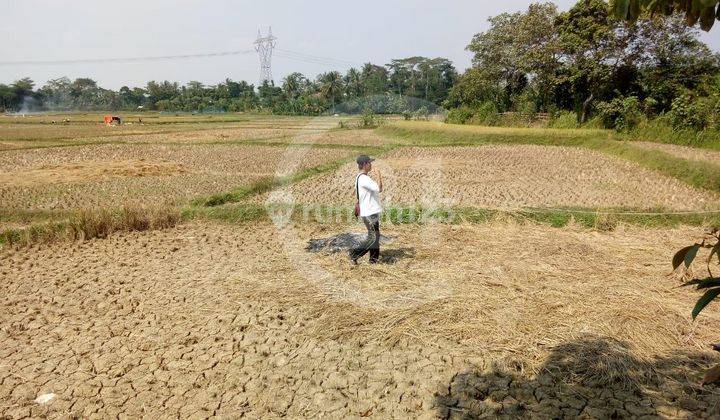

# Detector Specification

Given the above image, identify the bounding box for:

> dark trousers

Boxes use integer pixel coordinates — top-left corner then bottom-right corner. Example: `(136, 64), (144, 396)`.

(350, 213), (380, 263)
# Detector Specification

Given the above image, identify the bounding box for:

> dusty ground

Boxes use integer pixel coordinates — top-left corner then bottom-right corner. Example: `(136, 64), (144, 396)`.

(258, 145), (720, 211)
(0, 123), (164, 143)
(0, 144), (354, 211)
(632, 141), (720, 166)
(2, 220), (720, 418)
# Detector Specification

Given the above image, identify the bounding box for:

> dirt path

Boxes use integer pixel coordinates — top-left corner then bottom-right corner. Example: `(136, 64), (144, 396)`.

(2, 221), (720, 418)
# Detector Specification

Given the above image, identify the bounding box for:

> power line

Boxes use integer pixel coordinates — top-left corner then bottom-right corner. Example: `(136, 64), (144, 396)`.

(275, 52), (349, 67)
(275, 53), (359, 69)
(0, 48), (364, 70)
(276, 48), (362, 67)
(0, 50), (256, 66)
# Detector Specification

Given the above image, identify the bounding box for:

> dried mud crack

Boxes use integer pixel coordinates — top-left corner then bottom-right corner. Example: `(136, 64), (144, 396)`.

(2, 221), (720, 418)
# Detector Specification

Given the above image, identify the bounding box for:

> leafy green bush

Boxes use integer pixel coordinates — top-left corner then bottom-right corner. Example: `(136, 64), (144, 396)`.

(711, 93), (720, 131)
(445, 106), (475, 124)
(514, 92), (538, 123)
(468, 101), (500, 126)
(358, 108), (385, 128)
(549, 111), (579, 129)
(668, 94), (713, 131)
(497, 113), (532, 127)
(596, 96), (643, 132)
(413, 106), (430, 121)
(642, 97), (659, 117)
(583, 115), (604, 129)
(445, 102), (501, 126)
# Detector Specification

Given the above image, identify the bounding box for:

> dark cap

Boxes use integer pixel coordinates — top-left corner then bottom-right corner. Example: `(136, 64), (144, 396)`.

(356, 155), (375, 165)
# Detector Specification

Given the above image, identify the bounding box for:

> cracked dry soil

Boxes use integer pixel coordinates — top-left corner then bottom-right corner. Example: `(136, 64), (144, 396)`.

(2, 221), (720, 419)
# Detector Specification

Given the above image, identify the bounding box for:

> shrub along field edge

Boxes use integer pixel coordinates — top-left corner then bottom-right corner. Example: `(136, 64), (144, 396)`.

(0, 206), (181, 248)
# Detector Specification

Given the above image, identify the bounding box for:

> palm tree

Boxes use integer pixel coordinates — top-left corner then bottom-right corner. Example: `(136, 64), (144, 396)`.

(282, 72), (305, 100)
(344, 68), (363, 98)
(318, 71), (344, 112)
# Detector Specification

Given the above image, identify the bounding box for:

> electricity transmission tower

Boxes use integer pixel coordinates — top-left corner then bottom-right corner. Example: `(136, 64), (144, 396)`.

(254, 27), (277, 85)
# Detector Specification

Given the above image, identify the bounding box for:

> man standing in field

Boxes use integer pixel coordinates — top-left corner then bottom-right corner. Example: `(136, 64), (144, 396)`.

(350, 155), (383, 264)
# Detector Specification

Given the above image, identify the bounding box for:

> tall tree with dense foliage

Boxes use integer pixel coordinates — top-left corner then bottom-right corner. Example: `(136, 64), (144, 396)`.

(360, 64), (390, 95)
(388, 57), (458, 104)
(282, 73), (306, 100)
(447, 0), (719, 128)
(635, 14), (719, 111)
(555, 0), (642, 122)
(449, 3), (560, 112)
(145, 81), (180, 109)
(343, 68), (363, 98)
(0, 84), (16, 111)
(1, 52), (457, 114)
(465, 3), (560, 111)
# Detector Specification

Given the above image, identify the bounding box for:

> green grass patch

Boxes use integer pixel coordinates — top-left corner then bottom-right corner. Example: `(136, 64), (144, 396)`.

(622, 119), (720, 151)
(182, 203), (267, 223)
(378, 122), (610, 146)
(456, 206), (720, 229)
(209, 203), (720, 229)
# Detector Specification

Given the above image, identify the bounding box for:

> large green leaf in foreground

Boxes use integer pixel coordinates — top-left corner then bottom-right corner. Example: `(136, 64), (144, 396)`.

(611, 0), (720, 31)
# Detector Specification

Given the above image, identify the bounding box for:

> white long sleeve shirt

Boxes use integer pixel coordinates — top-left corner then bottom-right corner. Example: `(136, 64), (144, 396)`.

(356, 173), (383, 217)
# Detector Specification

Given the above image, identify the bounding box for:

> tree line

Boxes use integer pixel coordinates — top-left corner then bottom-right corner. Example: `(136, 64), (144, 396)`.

(0, 58), (457, 115)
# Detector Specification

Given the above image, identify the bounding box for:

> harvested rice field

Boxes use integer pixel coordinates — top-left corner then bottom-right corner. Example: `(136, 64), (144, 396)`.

(2, 115), (720, 419)
(0, 114), (346, 150)
(259, 145), (720, 211)
(0, 143), (353, 211)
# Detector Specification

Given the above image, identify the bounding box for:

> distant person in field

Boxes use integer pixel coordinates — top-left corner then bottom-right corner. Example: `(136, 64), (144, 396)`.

(350, 155), (383, 265)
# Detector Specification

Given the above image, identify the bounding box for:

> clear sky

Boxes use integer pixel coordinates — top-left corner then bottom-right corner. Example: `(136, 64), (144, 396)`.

(1, 0), (718, 89)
